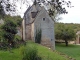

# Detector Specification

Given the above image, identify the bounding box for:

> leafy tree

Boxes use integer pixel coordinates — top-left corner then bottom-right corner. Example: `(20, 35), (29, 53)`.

(3, 15), (22, 27)
(33, 0), (73, 22)
(1, 19), (17, 47)
(55, 23), (76, 46)
(0, 0), (73, 19)
(0, 1), (5, 18)
(0, 15), (22, 47)
(0, 0), (17, 16)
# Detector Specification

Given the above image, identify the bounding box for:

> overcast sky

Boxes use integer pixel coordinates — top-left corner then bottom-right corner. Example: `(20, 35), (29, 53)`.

(59, 0), (80, 24)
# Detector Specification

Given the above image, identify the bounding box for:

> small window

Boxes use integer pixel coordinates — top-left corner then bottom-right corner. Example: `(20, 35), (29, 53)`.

(43, 18), (45, 21)
(51, 39), (53, 41)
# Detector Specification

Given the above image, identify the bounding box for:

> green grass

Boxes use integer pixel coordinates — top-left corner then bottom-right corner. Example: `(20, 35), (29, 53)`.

(0, 49), (22, 60)
(26, 41), (69, 60)
(0, 41), (69, 60)
(56, 43), (80, 60)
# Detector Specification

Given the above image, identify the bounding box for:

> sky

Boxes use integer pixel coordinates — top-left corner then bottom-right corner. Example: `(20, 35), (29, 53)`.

(59, 0), (80, 24)
(14, 0), (80, 24)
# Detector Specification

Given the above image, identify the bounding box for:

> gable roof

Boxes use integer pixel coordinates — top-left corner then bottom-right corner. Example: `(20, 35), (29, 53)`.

(34, 6), (54, 23)
(23, 4), (53, 25)
(24, 6), (32, 15)
(24, 3), (41, 17)
(23, 6), (32, 20)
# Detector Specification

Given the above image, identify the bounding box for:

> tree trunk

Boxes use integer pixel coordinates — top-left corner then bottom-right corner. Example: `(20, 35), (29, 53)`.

(65, 40), (68, 46)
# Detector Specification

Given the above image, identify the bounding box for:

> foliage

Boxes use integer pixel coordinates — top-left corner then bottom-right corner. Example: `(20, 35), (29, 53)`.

(0, 15), (22, 49)
(0, 0), (17, 16)
(0, 41), (69, 60)
(55, 23), (76, 46)
(1, 19), (17, 47)
(3, 15), (22, 27)
(0, 0), (73, 21)
(0, 1), (5, 17)
(20, 45), (41, 60)
(55, 23), (80, 33)
(33, 0), (73, 22)
(13, 35), (23, 48)
(14, 35), (22, 41)
(35, 28), (42, 44)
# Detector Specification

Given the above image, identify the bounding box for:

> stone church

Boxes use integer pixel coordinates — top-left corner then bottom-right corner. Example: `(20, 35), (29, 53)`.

(22, 3), (55, 49)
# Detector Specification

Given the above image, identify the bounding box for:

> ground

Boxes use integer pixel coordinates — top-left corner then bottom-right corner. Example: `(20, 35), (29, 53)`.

(56, 43), (80, 60)
(0, 41), (69, 60)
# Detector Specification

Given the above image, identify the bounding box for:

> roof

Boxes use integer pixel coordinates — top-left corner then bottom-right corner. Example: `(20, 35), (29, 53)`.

(23, 6), (32, 19)
(24, 6), (32, 15)
(23, 3), (53, 25)
(23, 4), (41, 25)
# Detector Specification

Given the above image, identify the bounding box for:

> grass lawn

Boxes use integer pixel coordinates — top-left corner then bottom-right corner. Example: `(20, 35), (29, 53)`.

(0, 49), (22, 60)
(0, 41), (69, 60)
(56, 43), (80, 60)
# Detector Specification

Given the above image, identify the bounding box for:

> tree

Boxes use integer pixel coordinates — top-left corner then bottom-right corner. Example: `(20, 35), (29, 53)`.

(0, 0), (18, 17)
(3, 15), (22, 27)
(0, 15), (22, 47)
(0, 0), (31, 17)
(0, 1), (5, 18)
(33, 0), (73, 22)
(0, 0), (73, 19)
(1, 19), (17, 47)
(55, 23), (76, 46)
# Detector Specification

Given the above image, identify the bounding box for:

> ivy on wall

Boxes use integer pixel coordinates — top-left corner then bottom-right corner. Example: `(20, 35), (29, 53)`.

(35, 28), (42, 44)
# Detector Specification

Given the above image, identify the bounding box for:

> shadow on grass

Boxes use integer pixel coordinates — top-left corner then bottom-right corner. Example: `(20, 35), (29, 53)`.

(56, 43), (79, 48)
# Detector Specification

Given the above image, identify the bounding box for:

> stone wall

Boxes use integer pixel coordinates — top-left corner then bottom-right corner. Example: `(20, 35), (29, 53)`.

(25, 25), (31, 40)
(34, 7), (55, 50)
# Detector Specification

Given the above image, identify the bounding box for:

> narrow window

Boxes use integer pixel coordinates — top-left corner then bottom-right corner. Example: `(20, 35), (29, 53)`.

(51, 39), (53, 41)
(43, 18), (45, 21)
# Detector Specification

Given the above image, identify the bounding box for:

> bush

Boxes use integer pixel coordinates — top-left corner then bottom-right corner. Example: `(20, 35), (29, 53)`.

(20, 45), (41, 60)
(0, 36), (8, 50)
(14, 35), (22, 41)
(0, 42), (8, 50)
(14, 35), (25, 48)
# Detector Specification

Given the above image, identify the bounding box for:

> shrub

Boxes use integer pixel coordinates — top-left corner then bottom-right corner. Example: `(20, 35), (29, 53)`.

(20, 45), (41, 60)
(14, 35), (25, 48)
(14, 35), (22, 41)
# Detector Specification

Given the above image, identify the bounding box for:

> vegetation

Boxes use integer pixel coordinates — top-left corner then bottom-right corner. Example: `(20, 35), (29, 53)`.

(20, 45), (41, 60)
(33, 0), (73, 22)
(0, 15), (22, 49)
(55, 23), (80, 32)
(56, 43), (80, 60)
(0, 0), (17, 17)
(14, 35), (22, 41)
(35, 28), (42, 44)
(0, 41), (69, 60)
(1, 20), (17, 48)
(55, 23), (76, 46)
(0, 0), (73, 22)
(3, 15), (22, 27)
